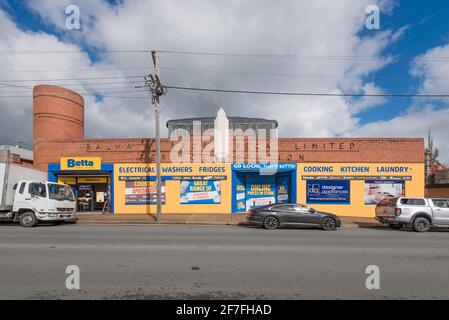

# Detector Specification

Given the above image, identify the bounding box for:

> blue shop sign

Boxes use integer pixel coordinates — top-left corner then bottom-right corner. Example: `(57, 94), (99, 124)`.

(306, 180), (350, 205)
(232, 163), (296, 171)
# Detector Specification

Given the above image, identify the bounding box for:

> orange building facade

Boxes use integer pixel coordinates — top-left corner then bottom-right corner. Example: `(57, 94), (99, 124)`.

(33, 85), (425, 217)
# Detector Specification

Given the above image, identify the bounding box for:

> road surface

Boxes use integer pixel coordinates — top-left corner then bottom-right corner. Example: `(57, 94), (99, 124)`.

(1, 223), (449, 299)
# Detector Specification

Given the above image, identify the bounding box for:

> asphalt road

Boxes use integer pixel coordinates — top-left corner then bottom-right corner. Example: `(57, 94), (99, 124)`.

(1, 223), (449, 299)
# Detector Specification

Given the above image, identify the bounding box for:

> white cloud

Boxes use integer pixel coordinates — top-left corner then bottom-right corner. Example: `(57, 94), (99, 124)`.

(1, 0), (408, 149)
(411, 43), (449, 96)
(349, 42), (449, 165)
(345, 106), (449, 165)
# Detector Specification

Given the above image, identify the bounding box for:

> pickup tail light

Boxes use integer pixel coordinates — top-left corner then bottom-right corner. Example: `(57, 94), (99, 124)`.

(395, 208), (402, 216)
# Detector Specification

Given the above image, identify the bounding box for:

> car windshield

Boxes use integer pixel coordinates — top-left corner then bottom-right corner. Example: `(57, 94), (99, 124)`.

(48, 183), (75, 201)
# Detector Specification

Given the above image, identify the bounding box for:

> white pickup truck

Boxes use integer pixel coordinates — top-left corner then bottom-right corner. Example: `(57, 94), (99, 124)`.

(0, 161), (76, 227)
(375, 197), (449, 232)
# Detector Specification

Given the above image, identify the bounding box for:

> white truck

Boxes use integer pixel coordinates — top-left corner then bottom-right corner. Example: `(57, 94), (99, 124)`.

(1, 156), (76, 227)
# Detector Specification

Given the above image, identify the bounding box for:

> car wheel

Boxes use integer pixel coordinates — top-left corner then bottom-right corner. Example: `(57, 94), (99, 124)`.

(19, 212), (37, 228)
(413, 217), (431, 232)
(263, 216), (279, 230)
(321, 217), (337, 231)
(388, 224), (403, 230)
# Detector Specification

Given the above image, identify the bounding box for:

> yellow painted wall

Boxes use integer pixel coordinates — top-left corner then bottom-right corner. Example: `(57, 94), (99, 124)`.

(114, 163), (232, 215)
(113, 162), (424, 217)
(296, 163), (425, 218)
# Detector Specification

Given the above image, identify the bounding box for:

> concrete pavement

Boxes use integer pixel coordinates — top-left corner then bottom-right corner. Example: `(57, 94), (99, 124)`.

(75, 212), (377, 228)
(1, 223), (449, 299)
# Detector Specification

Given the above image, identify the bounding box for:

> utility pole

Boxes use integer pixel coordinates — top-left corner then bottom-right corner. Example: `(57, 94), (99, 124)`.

(142, 50), (166, 221)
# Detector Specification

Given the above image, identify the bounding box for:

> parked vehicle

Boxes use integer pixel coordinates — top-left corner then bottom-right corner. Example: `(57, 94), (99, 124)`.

(0, 161), (76, 227)
(375, 197), (449, 232)
(246, 203), (341, 230)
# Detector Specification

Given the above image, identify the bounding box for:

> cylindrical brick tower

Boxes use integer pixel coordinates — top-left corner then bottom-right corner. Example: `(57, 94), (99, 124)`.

(33, 85), (84, 170)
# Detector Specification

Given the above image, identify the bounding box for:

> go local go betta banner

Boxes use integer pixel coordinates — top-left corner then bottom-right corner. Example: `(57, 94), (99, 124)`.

(306, 180), (350, 204)
(180, 180), (221, 204)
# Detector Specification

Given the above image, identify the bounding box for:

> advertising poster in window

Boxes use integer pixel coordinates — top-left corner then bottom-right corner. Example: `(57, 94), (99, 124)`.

(235, 177), (246, 212)
(306, 180), (350, 204)
(125, 180), (166, 205)
(246, 183), (276, 209)
(180, 180), (221, 204)
(364, 180), (404, 205)
(276, 176), (290, 204)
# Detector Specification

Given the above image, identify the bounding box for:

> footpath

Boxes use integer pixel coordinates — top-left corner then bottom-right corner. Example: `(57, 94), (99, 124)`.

(75, 213), (379, 228)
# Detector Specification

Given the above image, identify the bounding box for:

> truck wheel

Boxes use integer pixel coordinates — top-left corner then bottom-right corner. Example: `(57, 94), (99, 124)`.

(388, 224), (403, 230)
(19, 212), (37, 228)
(413, 217), (431, 233)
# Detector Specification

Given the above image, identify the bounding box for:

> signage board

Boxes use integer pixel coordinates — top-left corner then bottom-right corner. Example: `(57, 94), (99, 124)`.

(78, 177), (108, 184)
(232, 163), (296, 172)
(364, 180), (404, 205)
(306, 180), (350, 204)
(180, 180), (221, 204)
(60, 157), (101, 171)
(125, 179), (166, 205)
(57, 177), (77, 185)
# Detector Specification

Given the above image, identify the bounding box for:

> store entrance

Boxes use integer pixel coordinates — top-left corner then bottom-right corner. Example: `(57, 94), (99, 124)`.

(76, 183), (108, 211)
(58, 176), (110, 212)
(233, 171), (293, 212)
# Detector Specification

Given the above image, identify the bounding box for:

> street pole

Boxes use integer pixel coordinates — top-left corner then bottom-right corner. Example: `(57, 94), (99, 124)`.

(141, 51), (166, 221)
(152, 51), (162, 221)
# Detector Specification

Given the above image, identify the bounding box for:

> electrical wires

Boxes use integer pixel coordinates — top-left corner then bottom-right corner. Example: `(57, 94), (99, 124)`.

(163, 85), (449, 98)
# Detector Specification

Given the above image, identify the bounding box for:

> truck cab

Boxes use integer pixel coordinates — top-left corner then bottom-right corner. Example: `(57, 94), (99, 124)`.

(11, 181), (77, 227)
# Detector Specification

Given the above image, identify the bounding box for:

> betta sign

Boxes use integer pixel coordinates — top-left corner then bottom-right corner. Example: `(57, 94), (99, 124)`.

(60, 157), (102, 171)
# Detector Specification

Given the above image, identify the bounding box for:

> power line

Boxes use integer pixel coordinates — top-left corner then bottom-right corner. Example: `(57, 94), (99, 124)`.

(0, 81), (142, 90)
(0, 94), (148, 99)
(2, 84), (448, 98)
(0, 67), (152, 74)
(0, 50), (151, 55)
(2, 64), (449, 81)
(0, 75), (146, 83)
(160, 66), (449, 80)
(0, 83), (33, 89)
(157, 50), (449, 62)
(0, 88), (147, 95)
(1, 49), (449, 62)
(163, 85), (449, 98)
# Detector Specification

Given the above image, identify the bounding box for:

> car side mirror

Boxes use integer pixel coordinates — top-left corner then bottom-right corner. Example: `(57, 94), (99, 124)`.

(309, 208), (316, 213)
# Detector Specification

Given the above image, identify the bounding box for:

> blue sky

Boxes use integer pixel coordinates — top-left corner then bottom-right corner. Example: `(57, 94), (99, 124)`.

(0, 0), (448, 162)
(356, 0), (449, 124)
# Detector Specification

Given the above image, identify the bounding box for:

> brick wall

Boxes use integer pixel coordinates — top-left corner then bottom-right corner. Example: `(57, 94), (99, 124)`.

(30, 85), (425, 171)
(34, 137), (424, 171)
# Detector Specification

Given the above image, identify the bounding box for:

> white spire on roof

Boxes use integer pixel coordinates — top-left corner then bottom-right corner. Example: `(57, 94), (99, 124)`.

(214, 107), (229, 163)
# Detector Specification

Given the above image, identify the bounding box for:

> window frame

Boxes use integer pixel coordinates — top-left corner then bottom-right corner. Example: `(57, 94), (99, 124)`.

(28, 182), (47, 198)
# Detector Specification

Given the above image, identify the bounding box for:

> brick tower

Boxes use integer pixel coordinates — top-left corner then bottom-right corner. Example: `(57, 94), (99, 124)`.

(33, 85), (85, 170)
